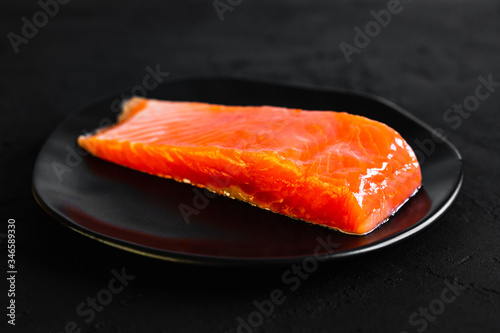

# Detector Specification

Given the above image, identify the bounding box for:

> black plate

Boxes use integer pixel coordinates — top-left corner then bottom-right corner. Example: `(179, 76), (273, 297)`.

(32, 77), (463, 266)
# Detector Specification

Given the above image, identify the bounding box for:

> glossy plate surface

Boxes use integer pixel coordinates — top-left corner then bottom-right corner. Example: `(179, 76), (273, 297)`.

(33, 78), (463, 266)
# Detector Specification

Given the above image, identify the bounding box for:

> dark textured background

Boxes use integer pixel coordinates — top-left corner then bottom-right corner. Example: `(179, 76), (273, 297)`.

(1, 0), (499, 332)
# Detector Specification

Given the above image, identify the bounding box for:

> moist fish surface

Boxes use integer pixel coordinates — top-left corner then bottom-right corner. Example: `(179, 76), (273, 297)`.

(78, 97), (422, 235)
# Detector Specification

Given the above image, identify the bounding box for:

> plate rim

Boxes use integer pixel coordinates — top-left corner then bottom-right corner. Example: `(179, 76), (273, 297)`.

(32, 76), (464, 266)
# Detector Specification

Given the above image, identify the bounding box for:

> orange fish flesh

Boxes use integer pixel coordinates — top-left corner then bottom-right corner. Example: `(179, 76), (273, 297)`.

(78, 97), (422, 235)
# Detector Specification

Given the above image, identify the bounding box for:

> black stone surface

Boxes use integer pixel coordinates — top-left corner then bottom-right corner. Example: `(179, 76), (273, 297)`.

(1, 0), (499, 332)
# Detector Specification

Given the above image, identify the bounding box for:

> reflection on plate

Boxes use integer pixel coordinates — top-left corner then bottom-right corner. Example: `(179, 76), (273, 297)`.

(33, 78), (463, 266)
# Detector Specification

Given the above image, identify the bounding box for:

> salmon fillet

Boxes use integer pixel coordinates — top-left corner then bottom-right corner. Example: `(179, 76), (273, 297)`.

(78, 97), (422, 235)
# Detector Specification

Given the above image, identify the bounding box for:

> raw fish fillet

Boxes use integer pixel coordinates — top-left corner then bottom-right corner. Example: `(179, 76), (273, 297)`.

(78, 98), (422, 235)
